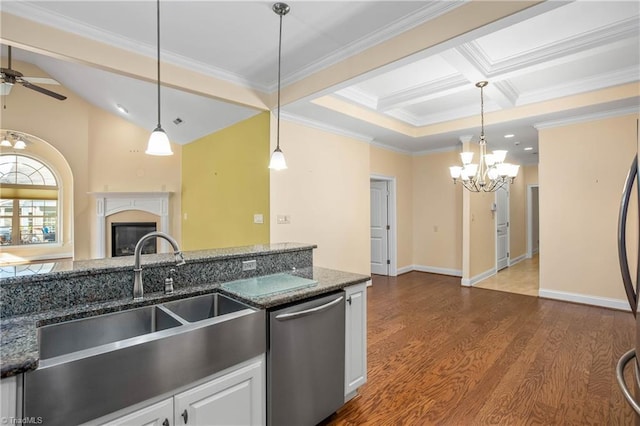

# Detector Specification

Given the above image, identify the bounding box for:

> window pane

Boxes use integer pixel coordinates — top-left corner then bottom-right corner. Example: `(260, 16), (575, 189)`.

(0, 199), (13, 214)
(18, 199), (57, 244)
(0, 155), (57, 186)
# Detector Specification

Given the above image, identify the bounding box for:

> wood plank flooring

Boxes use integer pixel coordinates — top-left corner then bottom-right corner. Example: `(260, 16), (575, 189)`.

(324, 272), (637, 425)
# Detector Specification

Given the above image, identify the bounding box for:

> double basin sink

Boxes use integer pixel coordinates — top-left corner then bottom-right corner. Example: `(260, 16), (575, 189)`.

(25, 293), (266, 426)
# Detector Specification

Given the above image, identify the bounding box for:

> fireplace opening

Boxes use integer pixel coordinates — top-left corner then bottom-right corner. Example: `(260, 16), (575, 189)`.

(111, 222), (157, 257)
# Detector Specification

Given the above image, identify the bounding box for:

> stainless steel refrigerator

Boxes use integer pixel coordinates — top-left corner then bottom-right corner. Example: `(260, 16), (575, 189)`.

(617, 119), (640, 419)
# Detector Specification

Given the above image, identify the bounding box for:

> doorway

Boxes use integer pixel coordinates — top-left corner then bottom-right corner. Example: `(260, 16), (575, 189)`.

(370, 175), (397, 276)
(527, 185), (540, 258)
(495, 185), (510, 271)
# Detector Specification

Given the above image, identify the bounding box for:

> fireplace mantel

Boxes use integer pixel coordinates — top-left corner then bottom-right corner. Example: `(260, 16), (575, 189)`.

(90, 192), (172, 258)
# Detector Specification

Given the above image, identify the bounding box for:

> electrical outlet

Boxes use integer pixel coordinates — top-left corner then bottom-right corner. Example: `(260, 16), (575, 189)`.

(254, 214), (264, 224)
(242, 260), (257, 271)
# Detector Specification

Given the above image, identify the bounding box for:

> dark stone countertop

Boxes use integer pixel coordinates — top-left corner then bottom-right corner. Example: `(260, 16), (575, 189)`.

(0, 267), (369, 378)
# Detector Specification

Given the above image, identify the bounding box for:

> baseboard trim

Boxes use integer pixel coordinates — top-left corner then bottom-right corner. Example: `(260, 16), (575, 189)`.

(410, 265), (462, 277)
(396, 265), (414, 275)
(509, 254), (526, 266)
(539, 289), (631, 312)
(461, 267), (497, 287)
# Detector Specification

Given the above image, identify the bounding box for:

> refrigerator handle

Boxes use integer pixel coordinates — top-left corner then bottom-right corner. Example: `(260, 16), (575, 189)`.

(618, 154), (637, 316)
(616, 348), (640, 415)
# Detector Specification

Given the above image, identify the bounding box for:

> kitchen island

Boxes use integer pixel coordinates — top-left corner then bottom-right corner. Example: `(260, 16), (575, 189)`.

(0, 243), (369, 425)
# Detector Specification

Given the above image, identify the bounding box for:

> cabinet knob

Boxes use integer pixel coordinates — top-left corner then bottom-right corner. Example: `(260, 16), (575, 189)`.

(162, 419), (170, 426)
(181, 409), (188, 424)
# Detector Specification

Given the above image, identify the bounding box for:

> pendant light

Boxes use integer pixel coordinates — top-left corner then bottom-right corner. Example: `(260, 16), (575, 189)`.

(268, 2), (290, 170)
(145, 0), (173, 156)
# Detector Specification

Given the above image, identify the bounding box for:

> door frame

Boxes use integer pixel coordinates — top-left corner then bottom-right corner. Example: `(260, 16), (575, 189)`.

(370, 174), (398, 276)
(527, 184), (540, 259)
(495, 184), (510, 270)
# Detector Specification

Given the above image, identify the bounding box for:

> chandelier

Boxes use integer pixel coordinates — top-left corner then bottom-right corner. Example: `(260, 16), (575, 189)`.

(449, 81), (519, 192)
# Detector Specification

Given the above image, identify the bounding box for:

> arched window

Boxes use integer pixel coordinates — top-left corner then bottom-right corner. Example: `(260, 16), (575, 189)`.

(0, 154), (59, 246)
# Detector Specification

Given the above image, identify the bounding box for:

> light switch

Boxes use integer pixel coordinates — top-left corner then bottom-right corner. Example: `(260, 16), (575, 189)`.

(277, 215), (291, 224)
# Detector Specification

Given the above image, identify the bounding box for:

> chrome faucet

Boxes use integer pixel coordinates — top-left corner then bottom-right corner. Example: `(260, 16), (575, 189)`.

(133, 231), (186, 300)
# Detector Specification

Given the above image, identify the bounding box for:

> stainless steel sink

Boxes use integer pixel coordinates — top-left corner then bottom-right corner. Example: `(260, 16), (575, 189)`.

(24, 292), (266, 426)
(162, 293), (251, 322)
(38, 305), (182, 360)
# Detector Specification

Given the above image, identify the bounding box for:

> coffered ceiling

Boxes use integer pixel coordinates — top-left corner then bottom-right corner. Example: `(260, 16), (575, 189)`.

(1, 1), (639, 166)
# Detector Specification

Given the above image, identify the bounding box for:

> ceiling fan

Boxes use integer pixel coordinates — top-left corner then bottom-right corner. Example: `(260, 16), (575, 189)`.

(1, 46), (67, 101)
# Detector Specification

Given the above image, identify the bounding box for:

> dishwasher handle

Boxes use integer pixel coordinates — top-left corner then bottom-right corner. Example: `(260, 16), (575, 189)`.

(275, 296), (344, 320)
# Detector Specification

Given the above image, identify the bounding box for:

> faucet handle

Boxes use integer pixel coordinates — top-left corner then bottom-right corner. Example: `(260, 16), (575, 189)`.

(175, 251), (186, 266)
(164, 268), (176, 295)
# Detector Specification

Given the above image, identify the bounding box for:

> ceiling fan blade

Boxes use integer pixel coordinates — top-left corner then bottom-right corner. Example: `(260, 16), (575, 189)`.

(22, 77), (60, 85)
(20, 80), (67, 100)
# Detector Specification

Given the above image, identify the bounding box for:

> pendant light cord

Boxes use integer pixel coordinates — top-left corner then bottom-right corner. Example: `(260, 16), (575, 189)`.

(156, 0), (161, 129)
(276, 12), (283, 150)
(479, 83), (485, 143)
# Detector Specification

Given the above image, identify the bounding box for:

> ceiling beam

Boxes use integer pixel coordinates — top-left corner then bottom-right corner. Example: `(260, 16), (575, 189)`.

(0, 12), (270, 111)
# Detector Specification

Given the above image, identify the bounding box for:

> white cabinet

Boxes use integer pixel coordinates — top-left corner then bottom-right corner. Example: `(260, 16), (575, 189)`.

(0, 376), (17, 421)
(174, 359), (264, 426)
(344, 283), (367, 400)
(92, 356), (264, 426)
(101, 398), (173, 426)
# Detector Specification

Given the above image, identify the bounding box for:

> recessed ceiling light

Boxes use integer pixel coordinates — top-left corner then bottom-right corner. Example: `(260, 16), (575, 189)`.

(524, 147), (533, 151)
(116, 104), (128, 114)
(504, 134), (515, 138)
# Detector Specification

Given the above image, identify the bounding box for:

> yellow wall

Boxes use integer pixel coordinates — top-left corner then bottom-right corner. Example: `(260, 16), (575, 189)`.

(0, 61), (182, 260)
(369, 145), (413, 270)
(270, 119), (370, 275)
(412, 150), (463, 273)
(539, 114), (638, 303)
(181, 113), (270, 250)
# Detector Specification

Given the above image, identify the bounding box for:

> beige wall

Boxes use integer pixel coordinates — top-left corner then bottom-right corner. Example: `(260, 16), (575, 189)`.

(270, 119), (370, 275)
(0, 61), (182, 260)
(509, 170), (526, 260)
(539, 113), (638, 302)
(369, 145), (413, 270)
(412, 150), (463, 273)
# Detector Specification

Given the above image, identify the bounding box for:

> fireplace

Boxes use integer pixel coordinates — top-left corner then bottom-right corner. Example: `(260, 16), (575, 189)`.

(111, 222), (157, 257)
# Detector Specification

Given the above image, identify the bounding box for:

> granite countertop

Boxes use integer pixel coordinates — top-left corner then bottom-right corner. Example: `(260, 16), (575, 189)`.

(0, 242), (316, 284)
(0, 267), (369, 378)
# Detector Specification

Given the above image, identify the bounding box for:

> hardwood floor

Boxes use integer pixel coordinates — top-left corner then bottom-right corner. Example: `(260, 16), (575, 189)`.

(474, 255), (539, 297)
(325, 272), (637, 425)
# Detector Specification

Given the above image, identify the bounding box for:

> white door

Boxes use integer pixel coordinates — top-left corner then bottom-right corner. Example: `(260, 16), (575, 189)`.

(496, 185), (509, 271)
(370, 180), (389, 275)
(99, 398), (173, 426)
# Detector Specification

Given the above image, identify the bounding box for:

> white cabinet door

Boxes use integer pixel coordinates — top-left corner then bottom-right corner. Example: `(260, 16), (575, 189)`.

(0, 376), (17, 421)
(174, 358), (264, 426)
(100, 398), (173, 426)
(345, 283), (367, 399)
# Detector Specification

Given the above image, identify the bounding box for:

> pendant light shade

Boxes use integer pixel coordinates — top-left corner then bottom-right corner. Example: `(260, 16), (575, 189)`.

(269, 147), (287, 170)
(146, 126), (172, 156)
(146, 0), (173, 156)
(268, 2), (290, 170)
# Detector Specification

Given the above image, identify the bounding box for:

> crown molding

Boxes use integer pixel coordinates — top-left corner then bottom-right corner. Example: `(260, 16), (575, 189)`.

(517, 66), (640, 106)
(377, 74), (468, 111)
(368, 140), (413, 156)
(412, 144), (460, 157)
(279, 1), (465, 88)
(280, 111), (373, 143)
(534, 105), (640, 130)
(459, 17), (640, 78)
(335, 87), (378, 110)
(1, 2), (268, 92)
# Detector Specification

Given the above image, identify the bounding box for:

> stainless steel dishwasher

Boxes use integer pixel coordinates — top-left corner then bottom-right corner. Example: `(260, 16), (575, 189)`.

(268, 291), (345, 426)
